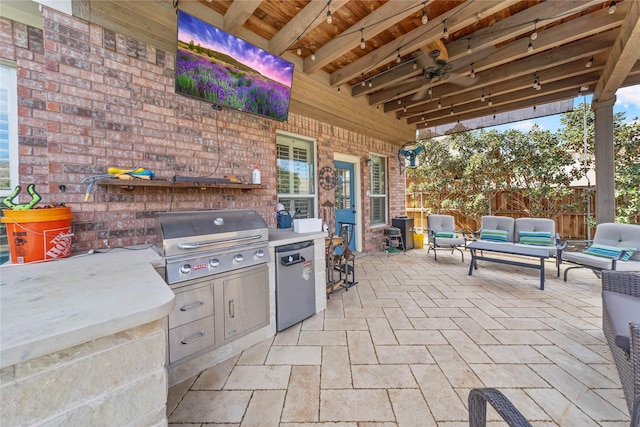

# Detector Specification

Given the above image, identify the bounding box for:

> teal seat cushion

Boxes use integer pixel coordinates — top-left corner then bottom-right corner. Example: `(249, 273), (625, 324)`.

(480, 229), (509, 242)
(435, 232), (456, 238)
(583, 243), (636, 261)
(519, 231), (553, 246)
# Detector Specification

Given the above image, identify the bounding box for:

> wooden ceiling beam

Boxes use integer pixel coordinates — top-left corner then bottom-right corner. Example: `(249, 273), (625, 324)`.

(467, 5), (627, 75)
(370, 2), (626, 107)
(269, 0), (350, 56)
(351, 61), (422, 98)
(401, 59), (607, 119)
(407, 73), (603, 125)
(594, 0), (640, 102)
(270, 0), (348, 55)
(303, 1), (424, 74)
(329, 0), (519, 87)
(446, 0), (605, 62)
(383, 29), (618, 112)
(414, 65), (640, 128)
(223, 0), (261, 33)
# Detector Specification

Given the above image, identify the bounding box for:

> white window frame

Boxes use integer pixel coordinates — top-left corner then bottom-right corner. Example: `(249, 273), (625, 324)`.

(369, 153), (388, 226)
(276, 131), (318, 219)
(0, 60), (19, 198)
(1, 60), (19, 264)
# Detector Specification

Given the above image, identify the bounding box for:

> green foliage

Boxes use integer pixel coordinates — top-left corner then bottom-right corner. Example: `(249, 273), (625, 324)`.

(409, 125), (581, 224)
(560, 103), (639, 223)
(409, 103), (639, 227)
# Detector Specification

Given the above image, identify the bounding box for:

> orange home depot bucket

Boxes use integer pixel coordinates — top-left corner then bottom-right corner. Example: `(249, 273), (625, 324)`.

(1, 206), (73, 264)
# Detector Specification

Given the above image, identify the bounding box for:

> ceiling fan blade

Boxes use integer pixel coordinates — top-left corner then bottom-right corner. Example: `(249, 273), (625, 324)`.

(447, 73), (476, 88)
(411, 84), (430, 101)
(414, 51), (436, 69)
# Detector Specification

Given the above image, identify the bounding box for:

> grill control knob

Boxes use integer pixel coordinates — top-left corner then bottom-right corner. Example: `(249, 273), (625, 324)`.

(233, 254), (244, 263)
(180, 264), (192, 275)
(214, 217), (224, 226)
(255, 249), (265, 259)
(209, 259), (220, 268)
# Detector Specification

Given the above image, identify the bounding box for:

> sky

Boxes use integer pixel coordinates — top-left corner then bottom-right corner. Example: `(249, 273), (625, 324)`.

(488, 84), (640, 133)
(177, 11), (294, 87)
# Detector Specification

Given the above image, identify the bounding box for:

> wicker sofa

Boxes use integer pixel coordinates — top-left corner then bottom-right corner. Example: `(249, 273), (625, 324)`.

(602, 270), (640, 422)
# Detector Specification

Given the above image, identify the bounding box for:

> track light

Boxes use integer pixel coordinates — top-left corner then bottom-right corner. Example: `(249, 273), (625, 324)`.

(403, 106), (407, 113)
(422, 8), (428, 25)
(470, 64), (476, 79)
(296, 47), (302, 56)
(413, 62), (418, 70)
(450, 107), (454, 116)
(421, 115), (425, 121)
(609, 1), (616, 14)
(369, 80), (373, 88)
(467, 39), (472, 55)
(360, 29), (365, 49)
(488, 98), (493, 106)
(326, 1), (333, 24)
(396, 51), (401, 64)
(437, 100), (442, 109)
(428, 87), (432, 96)
(311, 50), (316, 61)
(527, 41), (533, 53)
(480, 89), (485, 102)
(443, 24), (449, 39)
(397, 98), (402, 105)
(586, 56), (593, 68)
(361, 81), (365, 87)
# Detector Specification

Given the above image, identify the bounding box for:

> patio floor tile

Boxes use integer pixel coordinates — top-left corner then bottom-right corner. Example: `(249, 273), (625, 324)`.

(168, 248), (631, 426)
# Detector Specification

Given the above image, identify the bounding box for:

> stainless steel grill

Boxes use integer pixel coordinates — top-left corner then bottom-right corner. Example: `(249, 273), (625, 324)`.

(154, 209), (269, 285)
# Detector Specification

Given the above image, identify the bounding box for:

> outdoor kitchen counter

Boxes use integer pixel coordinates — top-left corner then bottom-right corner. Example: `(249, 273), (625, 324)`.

(268, 228), (328, 246)
(0, 247), (175, 369)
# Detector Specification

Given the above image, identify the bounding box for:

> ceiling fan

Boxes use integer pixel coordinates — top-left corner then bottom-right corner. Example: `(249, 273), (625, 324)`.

(411, 50), (475, 101)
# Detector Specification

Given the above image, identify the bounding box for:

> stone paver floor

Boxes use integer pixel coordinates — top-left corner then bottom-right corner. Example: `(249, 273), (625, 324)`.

(167, 247), (631, 426)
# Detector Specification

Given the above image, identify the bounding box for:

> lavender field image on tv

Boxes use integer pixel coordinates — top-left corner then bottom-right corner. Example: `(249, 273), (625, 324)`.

(176, 11), (294, 121)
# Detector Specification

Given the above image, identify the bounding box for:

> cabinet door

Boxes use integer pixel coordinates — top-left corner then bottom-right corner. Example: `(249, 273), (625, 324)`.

(223, 267), (269, 341)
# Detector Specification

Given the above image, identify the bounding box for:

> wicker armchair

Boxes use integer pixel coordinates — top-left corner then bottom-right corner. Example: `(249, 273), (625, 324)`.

(468, 388), (531, 427)
(602, 270), (640, 420)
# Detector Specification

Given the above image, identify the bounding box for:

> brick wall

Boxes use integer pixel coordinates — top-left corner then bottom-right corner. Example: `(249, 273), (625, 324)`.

(2, 8), (405, 253)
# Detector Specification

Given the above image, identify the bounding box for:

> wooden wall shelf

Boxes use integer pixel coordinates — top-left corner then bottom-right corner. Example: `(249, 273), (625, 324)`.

(96, 179), (261, 190)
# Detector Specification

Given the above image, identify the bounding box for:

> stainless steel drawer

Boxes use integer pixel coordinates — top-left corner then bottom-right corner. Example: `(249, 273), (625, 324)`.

(169, 285), (213, 329)
(168, 316), (215, 363)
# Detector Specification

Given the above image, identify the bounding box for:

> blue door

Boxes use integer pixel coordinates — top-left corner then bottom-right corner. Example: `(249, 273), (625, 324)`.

(334, 160), (356, 252)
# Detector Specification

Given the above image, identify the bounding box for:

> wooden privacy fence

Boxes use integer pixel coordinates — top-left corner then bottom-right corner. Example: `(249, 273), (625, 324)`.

(406, 188), (596, 240)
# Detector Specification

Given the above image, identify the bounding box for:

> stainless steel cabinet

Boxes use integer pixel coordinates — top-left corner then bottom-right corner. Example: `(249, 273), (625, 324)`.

(217, 265), (269, 342)
(168, 264), (269, 366)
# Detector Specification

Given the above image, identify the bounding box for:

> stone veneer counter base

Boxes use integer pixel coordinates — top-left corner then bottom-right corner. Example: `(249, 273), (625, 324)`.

(0, 248), (175, 425)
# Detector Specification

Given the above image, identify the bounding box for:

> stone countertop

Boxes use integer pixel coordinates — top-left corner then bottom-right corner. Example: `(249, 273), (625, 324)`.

(268, 228), (329, 247)
(0, 248), (175, 369)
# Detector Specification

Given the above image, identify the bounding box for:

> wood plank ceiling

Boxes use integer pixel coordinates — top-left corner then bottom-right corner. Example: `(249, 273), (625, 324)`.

(198, 0), (640, 136)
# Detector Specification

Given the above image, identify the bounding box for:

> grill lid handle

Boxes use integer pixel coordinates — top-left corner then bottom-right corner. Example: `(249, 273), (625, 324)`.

(177, 234), (264, 250)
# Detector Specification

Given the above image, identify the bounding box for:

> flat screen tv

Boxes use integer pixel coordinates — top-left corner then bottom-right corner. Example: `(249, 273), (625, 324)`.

(176, 10), (294, 122)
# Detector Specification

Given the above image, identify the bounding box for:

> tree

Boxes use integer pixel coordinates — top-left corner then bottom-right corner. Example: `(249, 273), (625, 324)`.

(408, 126), (581, 228)
(499, 125), (581, 218)
(559, 103), (640, 223)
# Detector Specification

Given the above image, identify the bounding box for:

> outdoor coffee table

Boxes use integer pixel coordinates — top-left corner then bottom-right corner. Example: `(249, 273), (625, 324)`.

(467, 241), (550, 290)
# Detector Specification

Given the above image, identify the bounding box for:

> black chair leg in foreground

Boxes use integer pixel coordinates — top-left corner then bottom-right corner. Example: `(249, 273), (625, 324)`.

(468, 388), (532, 427)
